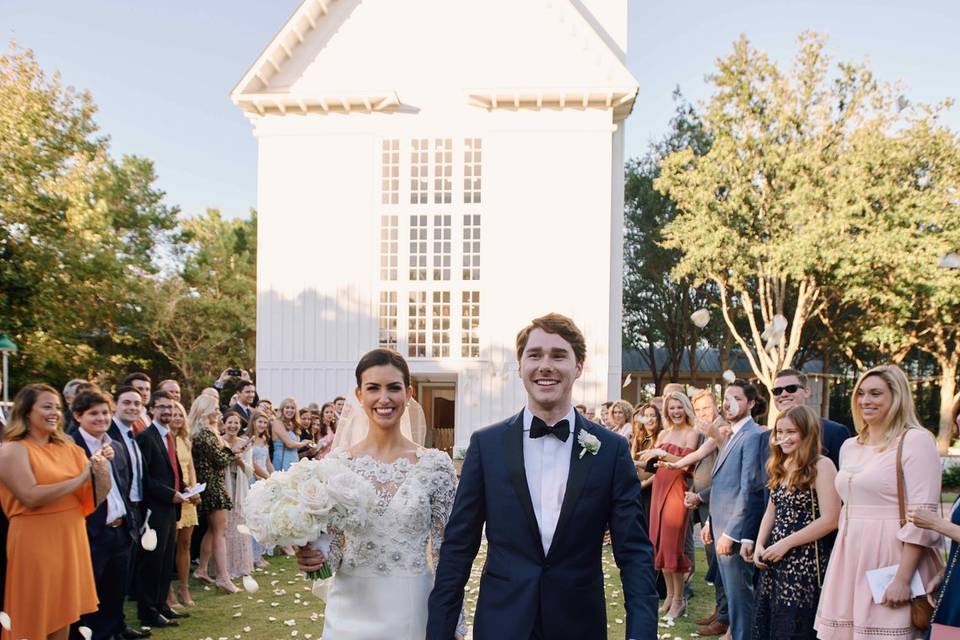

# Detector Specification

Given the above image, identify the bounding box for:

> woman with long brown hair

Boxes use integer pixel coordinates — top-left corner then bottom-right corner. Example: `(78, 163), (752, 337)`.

(0, 383), (109, 640)
(751, 405), (839, 640)
(631, 403), (662, 523)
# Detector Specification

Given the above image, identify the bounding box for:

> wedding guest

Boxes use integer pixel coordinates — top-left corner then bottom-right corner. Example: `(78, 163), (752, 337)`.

(631, 403), (662, 523)
(157, 380), (181, 404)
(222, 411), (254, 578)
(135, 391), (189, 627)
(609, 399), (635, 438)
(71, 389), (138, 640)
(247, 409), (274, 568)
(752, 405), (839, 640)
(599, 401), (612, 426)
(332, 395), (346, 418)
(190, 395), (240, 593)
(62, 378), (88, 435)
(229, 381), (256, 422)
(814, 365), (944, 640)
(575, 403), (587, 415)
(123, 372), (152, 435)
(257, 399), (274, 416)
(0, 384), (106, 640)
(168, 401), (200, 609)
(271, 397), (311, 471)
(314, 401), (338, 458)
(641, 391), (700, 620)
(772, 368), (852, 469)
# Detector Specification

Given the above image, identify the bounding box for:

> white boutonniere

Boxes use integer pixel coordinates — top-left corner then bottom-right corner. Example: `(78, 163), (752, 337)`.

(577, 430), (601, 459)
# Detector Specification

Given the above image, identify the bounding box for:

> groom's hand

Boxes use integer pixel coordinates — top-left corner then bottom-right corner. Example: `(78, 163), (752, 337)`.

(295, 543), (327, 573)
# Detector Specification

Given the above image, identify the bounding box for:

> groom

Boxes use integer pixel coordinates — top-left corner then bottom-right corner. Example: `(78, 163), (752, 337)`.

(427, 313), (658, 640)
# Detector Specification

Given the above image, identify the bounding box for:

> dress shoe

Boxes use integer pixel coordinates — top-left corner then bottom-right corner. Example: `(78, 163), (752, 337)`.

(696, 610), (718, 626)
(141, 614), (179, 628)
(697, 620), (730, 637)
(160, 607), (190, 619)
(120, 628), (152, 639)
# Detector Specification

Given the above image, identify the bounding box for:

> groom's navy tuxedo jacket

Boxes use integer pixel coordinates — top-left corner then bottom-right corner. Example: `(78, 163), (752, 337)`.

(428, 411), (659, 640)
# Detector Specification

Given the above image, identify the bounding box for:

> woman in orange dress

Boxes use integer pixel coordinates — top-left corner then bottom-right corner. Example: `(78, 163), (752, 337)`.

(640, 390), (700, 621)
(0, 383), (109, 640)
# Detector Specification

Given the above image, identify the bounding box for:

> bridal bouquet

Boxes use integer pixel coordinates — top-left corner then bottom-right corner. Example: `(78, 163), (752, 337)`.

(244, 456), (376, 580)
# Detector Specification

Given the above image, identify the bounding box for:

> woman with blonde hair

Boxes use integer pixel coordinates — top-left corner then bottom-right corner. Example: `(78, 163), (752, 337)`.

(189, 395), (241, 593)
(168, 400), (201, 608)
(752, 405), (840, 640)
(640, 390), (700, 620)
(608, 399), (635, 439)
(271, 397), (311, 471)
(814, 365), (944, 640)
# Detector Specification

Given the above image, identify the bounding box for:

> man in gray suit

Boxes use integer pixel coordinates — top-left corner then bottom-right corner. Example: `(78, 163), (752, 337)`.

(694, 380), (765, 640)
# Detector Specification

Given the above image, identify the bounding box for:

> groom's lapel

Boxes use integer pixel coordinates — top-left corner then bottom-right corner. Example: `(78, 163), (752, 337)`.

(547, 413), (596, 561)
(500, 411), (543, 557)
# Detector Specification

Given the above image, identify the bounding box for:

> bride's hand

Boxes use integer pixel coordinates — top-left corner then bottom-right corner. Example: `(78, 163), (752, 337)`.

(294, 542), (327, 574)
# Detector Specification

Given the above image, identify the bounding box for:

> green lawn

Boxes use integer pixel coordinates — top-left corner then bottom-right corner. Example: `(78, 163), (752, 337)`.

(125, 546), (711, 639)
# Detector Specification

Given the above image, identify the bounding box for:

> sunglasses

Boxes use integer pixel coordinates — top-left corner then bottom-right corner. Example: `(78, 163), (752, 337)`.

(772, 384), (803, 396)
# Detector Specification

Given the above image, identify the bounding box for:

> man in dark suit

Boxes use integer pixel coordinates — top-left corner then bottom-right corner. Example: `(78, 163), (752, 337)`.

(771, 368), (853, 469)
(229, 380), (256, 422)
(108, 386), (151, 640)
(134, 391), (189, 628)
(71, 389), (140, 640)
(424, 314), (658, 640)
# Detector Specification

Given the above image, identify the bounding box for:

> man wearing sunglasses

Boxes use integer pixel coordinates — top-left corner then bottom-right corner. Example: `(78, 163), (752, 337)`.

(771, 368), (852, 469)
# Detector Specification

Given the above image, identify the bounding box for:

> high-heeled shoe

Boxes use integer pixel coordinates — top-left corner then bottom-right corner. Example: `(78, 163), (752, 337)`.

(664, 598), (687, 622)
(178, 593), (196, 607)
(193, 571), (214, 585)
(215, 579), (240, 594)
(658, 598), (672, 616)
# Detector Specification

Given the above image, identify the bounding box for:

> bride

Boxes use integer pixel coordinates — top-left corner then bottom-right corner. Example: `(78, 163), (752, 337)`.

(295, 348), (467, 639)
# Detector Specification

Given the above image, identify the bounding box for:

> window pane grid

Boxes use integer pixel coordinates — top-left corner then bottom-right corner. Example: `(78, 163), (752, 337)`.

(462, 291), (480, 358)
(434, 138), (453, 204)
(431, 291), (451, 358)
(408, 291), (427, 358)
(410, 138), (429, 204)
(464, 138), (482, 204)
(462, 214), (480, 280)
(381, 140), (399, 205)
(380, 215), (398, 280)
(433, 214), (452, 281)
(409, 215), (428, 280)
(378, 291), (398, 348)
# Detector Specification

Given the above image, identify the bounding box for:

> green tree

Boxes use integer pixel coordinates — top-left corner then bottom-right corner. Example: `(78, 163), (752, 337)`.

(623, 93), (722, 393)
(0, 42), (178, 388)
(144, 209), (256, 396)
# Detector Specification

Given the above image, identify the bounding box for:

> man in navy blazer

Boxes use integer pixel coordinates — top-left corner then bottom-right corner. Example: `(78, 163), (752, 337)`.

(71, 389), (139, 640)
(691, 380), (766, 640)
(427, 314), (658, 640)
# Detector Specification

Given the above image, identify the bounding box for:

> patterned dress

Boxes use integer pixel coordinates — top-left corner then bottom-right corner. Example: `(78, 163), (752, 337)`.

(192, 428), (235, 512)
(753, 485), (828, 640)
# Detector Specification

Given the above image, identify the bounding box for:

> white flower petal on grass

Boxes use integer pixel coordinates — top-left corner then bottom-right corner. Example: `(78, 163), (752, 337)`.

(242, 575), (259, 593)
(0, 611), (9, 631)
(722, 369), (736, 384)
(78, 627), (93, 640)
(939, 253), (960, 269)
(690, 308), (711, 328)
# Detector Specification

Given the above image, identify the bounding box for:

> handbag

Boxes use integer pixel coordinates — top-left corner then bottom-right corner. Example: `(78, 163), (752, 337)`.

(896, 431), (946, 631)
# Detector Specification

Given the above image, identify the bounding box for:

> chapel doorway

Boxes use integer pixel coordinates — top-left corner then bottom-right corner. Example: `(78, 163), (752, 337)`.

(416, 382), (456, 456)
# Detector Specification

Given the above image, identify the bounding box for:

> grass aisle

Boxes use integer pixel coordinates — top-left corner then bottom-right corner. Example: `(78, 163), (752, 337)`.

(128, 547), (711, 639)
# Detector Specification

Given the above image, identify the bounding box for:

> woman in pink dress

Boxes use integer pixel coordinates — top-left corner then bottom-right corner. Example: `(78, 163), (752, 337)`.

(814, 364), (944, 640)
(640, 390), (700, 621)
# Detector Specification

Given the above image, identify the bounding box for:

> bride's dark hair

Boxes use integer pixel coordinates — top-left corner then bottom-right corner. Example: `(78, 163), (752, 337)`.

(355, 348), (411, 388)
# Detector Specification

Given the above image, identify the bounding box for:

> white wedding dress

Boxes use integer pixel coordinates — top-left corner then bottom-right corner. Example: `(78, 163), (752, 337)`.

(321, 448), (467, 639)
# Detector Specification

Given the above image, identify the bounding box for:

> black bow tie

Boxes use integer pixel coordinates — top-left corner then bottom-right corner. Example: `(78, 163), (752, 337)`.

(529, 416), (570, 442)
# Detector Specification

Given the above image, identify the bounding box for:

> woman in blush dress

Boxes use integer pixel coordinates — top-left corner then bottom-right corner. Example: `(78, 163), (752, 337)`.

(222, 411), (254, 579)
(814, 365), (944, 640)
(639, 390), (700, 621)
(294, 348), (466, 640)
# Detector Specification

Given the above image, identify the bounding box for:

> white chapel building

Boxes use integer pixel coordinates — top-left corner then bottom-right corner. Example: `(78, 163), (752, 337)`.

(232, 0), (639, 455)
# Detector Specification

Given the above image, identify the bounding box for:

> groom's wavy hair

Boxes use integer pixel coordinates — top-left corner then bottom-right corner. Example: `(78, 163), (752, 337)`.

(515, 313), (587, 364)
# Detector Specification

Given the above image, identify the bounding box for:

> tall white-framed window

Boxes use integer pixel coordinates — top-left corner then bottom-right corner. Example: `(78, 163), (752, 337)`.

(461, 291), (480, 358)
(410, 139), (429, 205)
(380, 215), (398, 281)
(378, 291), (398, 348)
(381, 140), (400, 205)
(464, 138), (482, 204)
(379, 138), (483, 359)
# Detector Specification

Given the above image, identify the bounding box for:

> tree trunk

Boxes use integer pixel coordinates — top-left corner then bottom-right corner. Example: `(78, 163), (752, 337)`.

(937, 356), (959, 454)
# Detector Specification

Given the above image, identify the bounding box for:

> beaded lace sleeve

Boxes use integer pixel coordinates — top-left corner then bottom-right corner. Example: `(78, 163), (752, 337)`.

(428, 452), (467, 637)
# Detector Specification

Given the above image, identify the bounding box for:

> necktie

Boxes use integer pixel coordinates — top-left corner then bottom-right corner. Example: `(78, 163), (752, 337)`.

(164, 430), (182, 491)
(529, 416), (570, 442)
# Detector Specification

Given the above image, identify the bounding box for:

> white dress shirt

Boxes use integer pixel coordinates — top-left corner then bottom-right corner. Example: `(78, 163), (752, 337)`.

(522, 405), (577, 555)
(113, 417), (143, 503)
(722, 415), (754, 545)
(78, 428), (127, 523)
